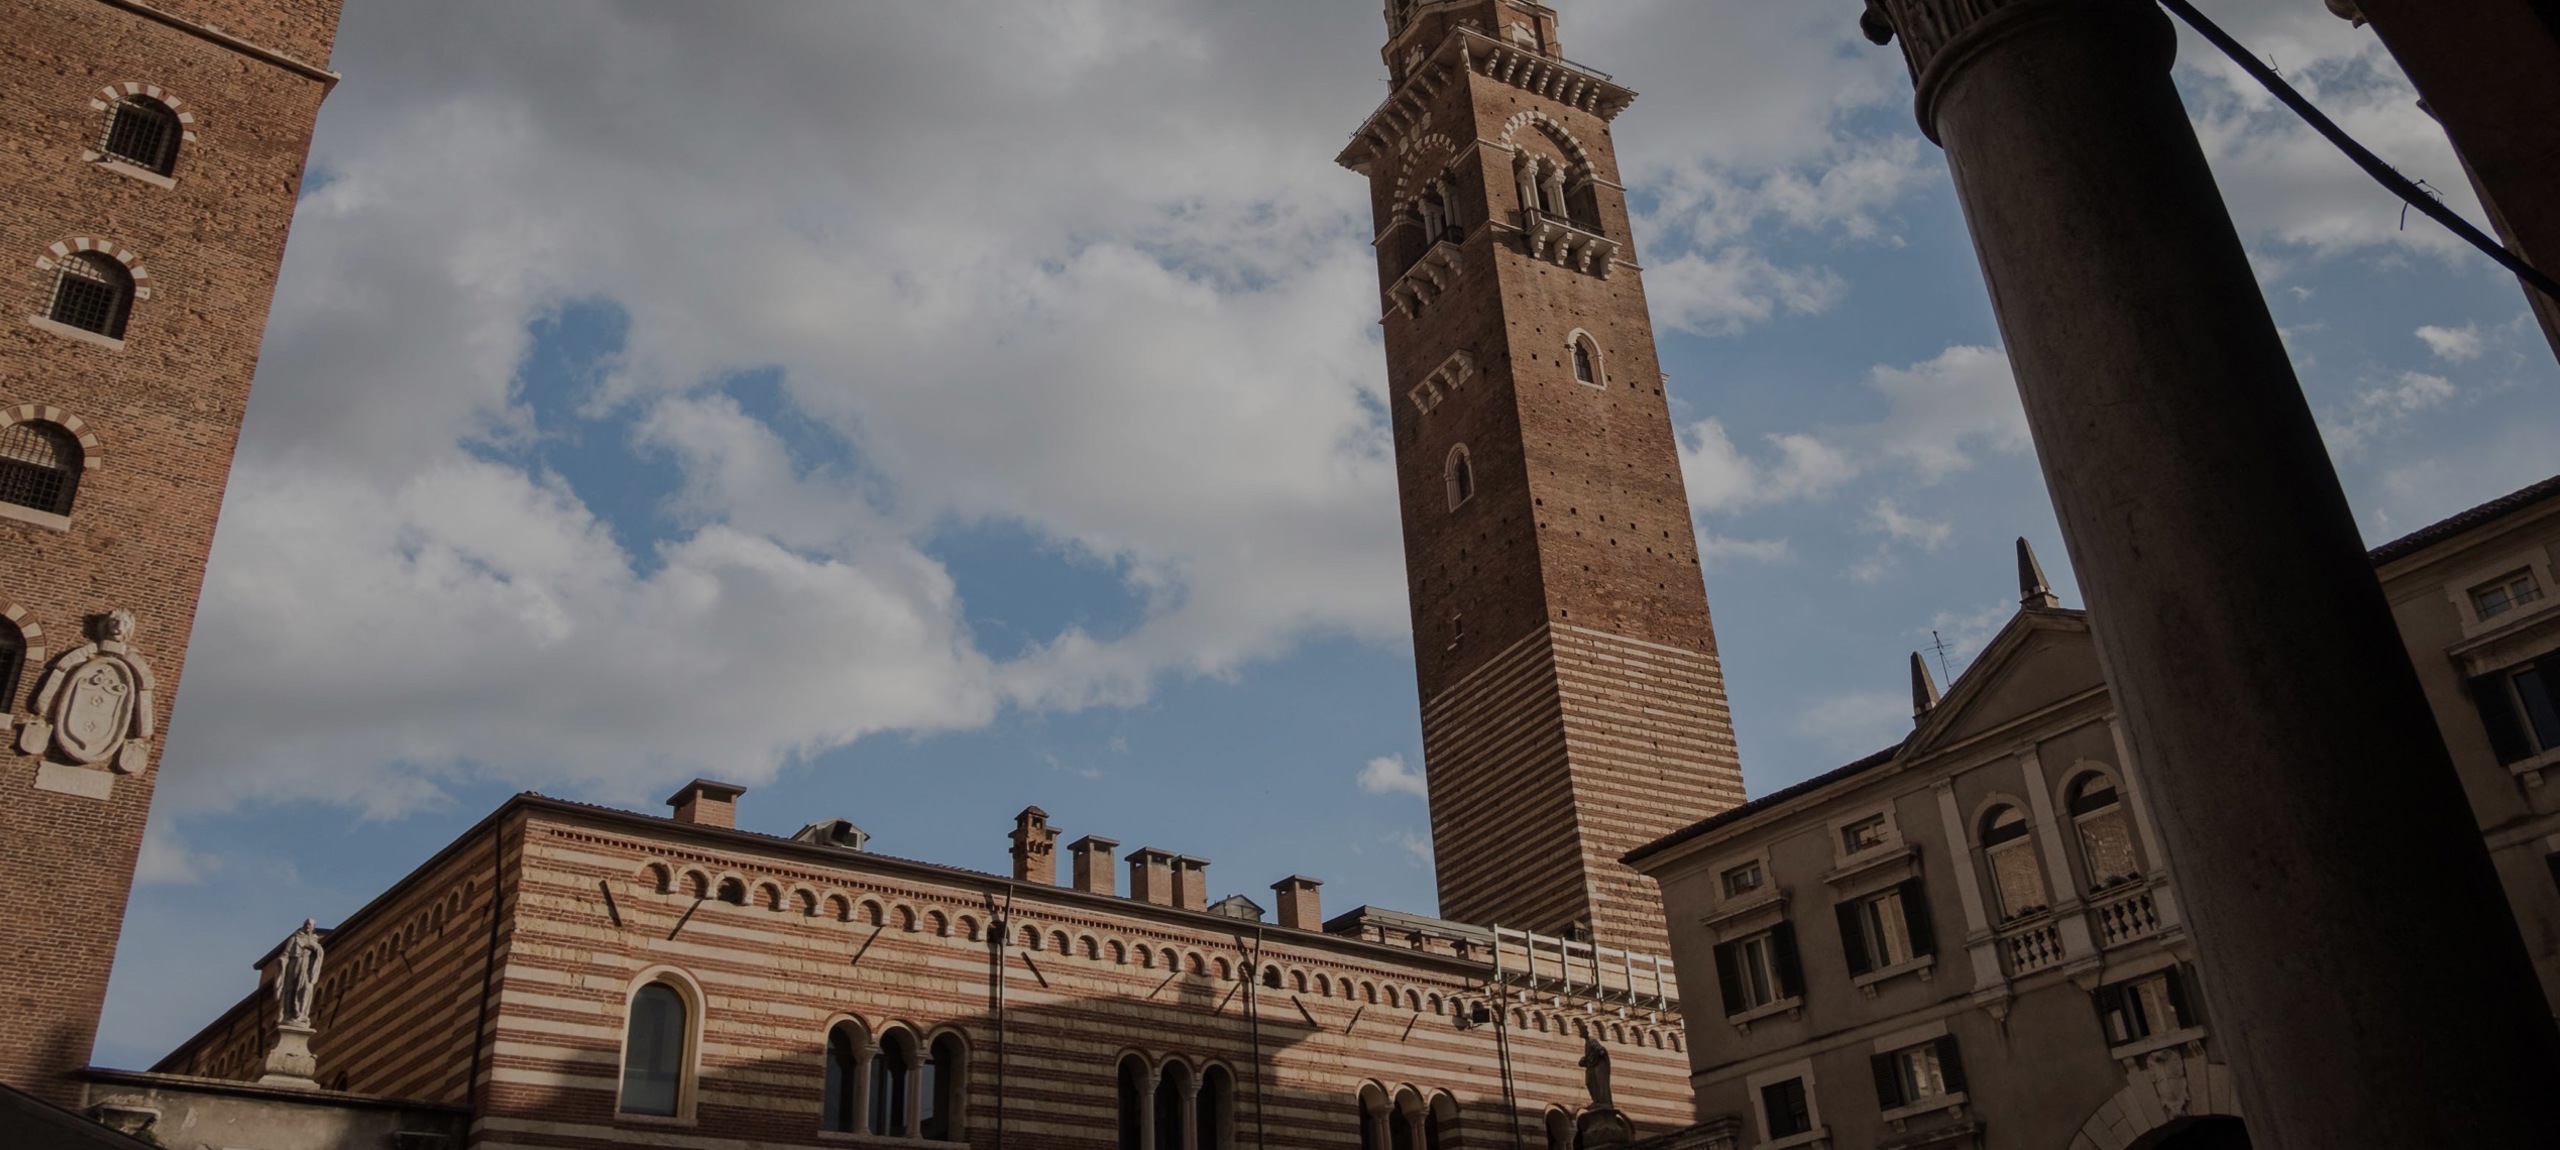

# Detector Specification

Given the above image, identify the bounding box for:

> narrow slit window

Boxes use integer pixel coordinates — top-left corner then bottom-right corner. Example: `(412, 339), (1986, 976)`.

(102, 97), (182, 175)
(1572, 340), (1596, 385)
(1446, 445), (1474, 509)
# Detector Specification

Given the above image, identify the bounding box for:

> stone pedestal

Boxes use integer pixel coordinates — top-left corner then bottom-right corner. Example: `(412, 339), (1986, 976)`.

(1576, 1107), (1634, 1150)
(258, 1024), (319, 1089)
(1862, 0), (2560, 1146)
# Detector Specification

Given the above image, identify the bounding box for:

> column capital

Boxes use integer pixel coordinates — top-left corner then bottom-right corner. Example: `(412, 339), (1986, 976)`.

(1862, 0), (2172, 140)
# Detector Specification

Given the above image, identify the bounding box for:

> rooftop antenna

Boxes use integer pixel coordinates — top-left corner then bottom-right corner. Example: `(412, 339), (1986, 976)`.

(1928, 629), (1955, 685)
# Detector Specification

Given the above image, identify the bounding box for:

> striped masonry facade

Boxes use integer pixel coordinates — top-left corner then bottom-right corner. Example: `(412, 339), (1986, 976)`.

(1421, 624), (1744, 954)
(164, 801), (1696, 1149)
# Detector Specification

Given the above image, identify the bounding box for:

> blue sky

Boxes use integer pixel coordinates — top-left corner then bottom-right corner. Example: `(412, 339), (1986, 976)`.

(95, 0), (2560, 1067)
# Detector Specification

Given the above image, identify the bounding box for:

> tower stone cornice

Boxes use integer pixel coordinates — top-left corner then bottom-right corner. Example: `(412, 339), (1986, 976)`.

(1338, 25), (1635, 175)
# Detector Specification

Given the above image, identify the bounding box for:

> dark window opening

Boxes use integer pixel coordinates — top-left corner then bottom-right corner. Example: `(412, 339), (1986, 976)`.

(103, 97), (181, 174)
(920, 1033), (961, 1139)
(2095, 965), (2196, 1046)
(822, 1024), (864, 1132)
(49, 252), (134, 338)
(0, 421), (83, 517)
(1154, 1063), (1189, 1150)
(1573, 341), (1596, 384)
(2474, 661), (2560, 763)
(619, 983), (686, 1116)
(1760, 1077), (1812, 1139)
(870, 1030), (914, 1135)
(0, 620), (22, 712)
(1118, 1057), (1146, 1150)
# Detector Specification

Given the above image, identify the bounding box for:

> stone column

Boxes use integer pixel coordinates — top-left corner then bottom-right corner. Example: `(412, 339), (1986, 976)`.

(1861, 1), (2560, 1145)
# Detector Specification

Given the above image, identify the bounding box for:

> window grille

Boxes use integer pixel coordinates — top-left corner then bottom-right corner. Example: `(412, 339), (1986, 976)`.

(102, 98), (181, 175)
(0, 422), (80, 516)
(50, 252), (133, 338)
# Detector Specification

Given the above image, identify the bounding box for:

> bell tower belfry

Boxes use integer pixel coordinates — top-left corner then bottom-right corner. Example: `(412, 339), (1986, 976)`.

(1340, 0), (1743, 952)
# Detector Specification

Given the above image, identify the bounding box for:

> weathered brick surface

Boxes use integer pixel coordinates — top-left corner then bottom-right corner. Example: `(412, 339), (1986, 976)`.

(1350, 1), (1744, 953)
(0, 0), (337, 1102)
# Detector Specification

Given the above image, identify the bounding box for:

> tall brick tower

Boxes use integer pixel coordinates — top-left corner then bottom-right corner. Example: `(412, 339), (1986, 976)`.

(0, 0), (341, 1101)
(1339, 0), (1743, 953)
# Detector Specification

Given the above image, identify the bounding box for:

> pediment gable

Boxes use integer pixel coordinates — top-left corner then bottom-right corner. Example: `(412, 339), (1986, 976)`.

(1907, 610), (2107, 758)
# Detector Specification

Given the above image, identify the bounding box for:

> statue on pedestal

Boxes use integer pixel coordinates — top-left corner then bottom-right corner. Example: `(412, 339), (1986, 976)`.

(1575, 1035), (1633, 1149)
(259, 919), (326, 1088)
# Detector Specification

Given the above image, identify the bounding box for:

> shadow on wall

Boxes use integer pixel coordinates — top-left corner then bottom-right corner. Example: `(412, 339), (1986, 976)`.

(2130, 1116), (2251, 1150)
(491, 952), (1635, 1150)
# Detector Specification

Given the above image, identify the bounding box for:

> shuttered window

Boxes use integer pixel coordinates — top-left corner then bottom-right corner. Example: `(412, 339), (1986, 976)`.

(2472, 660), (2560, 764)
(1760, 1078), (1811, 1138)
(1714, 922), (1803, 1015)
(1838, 880), (1937, 976)
(2095, 966), (2196, 1046)
(1870, 1037), (1967, 1110)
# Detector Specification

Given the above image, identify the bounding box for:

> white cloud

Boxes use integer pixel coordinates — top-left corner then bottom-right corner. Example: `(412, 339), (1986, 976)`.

(1791, 690), (1910, 760)
(1848, 498), (1955, 584)
(1699, 532), (1793, 568)
(1679, 345), (2026, 530)
(135, 823), (218, 886)
(1389, 828), (1435, 867)
(1356, 754), (1428, 800)
(2415, 323), (2483, 363)
(2320, 370), (2456, 456)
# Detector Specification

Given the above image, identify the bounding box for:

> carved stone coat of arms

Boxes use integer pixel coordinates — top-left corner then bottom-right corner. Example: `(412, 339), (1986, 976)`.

(17, 610), (156, 774)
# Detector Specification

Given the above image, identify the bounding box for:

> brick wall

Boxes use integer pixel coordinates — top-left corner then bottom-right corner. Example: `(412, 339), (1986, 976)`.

(0, 0), (338, 1102)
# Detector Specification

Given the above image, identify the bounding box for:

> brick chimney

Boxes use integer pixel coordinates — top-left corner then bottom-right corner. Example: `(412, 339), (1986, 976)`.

(666, 779), (747, 829)
(1069, 835), (1119, 896)
(1271, 875), (1324, 931)
(1128, 848), (1178, 906)
(1010, 807), (1059, 885)
(1174, 855), (1210, 911)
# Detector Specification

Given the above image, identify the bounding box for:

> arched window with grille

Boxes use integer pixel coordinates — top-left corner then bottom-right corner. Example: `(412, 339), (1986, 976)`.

(0, 422), (80, 521)
(48, 252), (135, 340)
(1980, 805), (2048, 920)
(102, 96), (182, 175)
(619, 979), (693, 1118)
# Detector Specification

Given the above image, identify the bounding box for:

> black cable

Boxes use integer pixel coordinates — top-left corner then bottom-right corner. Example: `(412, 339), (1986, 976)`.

(2158, 0), (2560, 303)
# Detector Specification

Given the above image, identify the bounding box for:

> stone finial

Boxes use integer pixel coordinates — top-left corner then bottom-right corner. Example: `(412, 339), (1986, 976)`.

(1911, 652), (1942, 720)
(2018, 536), (2061, 609)
(1010, 806), (1059, 885)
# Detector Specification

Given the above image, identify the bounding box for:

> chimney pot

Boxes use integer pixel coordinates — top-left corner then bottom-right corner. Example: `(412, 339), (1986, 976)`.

(1068, 835), (1120, 896)
(665, 779), (747, 829)
(1270, 875), (1325, 930)
(1175, 855), (1210, 911)
(1010, 806), (1060, 885)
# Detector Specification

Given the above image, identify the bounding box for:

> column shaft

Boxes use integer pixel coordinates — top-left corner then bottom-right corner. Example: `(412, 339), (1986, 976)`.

(1872, 1), (2560, 1144)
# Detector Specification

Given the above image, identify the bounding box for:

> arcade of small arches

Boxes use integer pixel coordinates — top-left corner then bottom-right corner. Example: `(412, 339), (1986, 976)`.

(628, 858), (1680, 1050)
(1356, 1082), (1458, 1150)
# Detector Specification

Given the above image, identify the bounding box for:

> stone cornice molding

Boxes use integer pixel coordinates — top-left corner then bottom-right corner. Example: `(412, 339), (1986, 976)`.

(1339, 25), (1634, 173)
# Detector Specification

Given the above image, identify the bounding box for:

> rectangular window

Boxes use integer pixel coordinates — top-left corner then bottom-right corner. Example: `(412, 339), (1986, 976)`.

(1722, 860), (1765, 898)
(1871, 1037), (1967, 1111)
(2472, 659), (2560, 764)
(2473, 569), (2544, 621)
(2096, 967), (2194, 1046)
(1713, 923), (1803, 1016)
(1760, 1077), (1812, 1139)
(1840, 814), (1889, 854)
(1837, 880), (1937, 976)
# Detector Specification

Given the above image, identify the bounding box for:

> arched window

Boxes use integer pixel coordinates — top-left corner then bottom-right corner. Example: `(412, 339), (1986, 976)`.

(1427, 1094), (1457, 1150)
(0, 421), (82, 516)
(2068, 773), (2141, 889)
(1981, 805), (2048, 920)
(1359, 1084), (1392, 1150)
(822, 1021), (868, 1132)
(1392, 1088), (1423, 1150)
(1446, 445), (1475, 510)
(49, 252), (135, 339)
(0, 619), (26, 712)
(102, 96), (182, 175)
(1118, 1055), (1149, 1150)
(1572, 338), (1597, 386)
(716, 877), (747, 905)
(1544, 1108), (1574, 1150)
(1154, 1061), (1190, 1150)
(1198, 1065), (1235, 1150)
(920, 1033), (963, 1140)
(870, 1029), (915, 1136)
(619, 980), (690, 1117)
